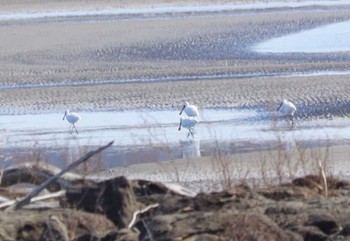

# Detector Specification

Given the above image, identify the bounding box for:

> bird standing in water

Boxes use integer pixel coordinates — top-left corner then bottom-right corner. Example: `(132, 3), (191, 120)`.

(62, 110), (81, 134)
(178, 117), (198, 138)
(277, 99), (297, 126)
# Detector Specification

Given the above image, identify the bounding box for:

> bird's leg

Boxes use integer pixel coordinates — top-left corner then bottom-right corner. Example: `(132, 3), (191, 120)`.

(291, 115), (295, 128)
(189, 128), (194, 138)
(73, 124), (79, 134)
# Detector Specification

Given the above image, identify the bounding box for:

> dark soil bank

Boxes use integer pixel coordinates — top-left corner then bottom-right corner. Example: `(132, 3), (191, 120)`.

(1, 164), (350, 241)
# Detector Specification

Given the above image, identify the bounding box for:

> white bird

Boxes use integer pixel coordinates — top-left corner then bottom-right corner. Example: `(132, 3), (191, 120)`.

(178, 117), (198, 138)
(179, 101), (199, 117)
(62, 110), (81, 134)
(277, 99), (297, 125)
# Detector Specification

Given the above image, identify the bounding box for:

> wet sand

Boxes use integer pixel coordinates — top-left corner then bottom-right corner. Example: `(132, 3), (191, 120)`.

(1, 75), (350, 118)
(0, 1), (350, 115)
(0, 0), (274, 12)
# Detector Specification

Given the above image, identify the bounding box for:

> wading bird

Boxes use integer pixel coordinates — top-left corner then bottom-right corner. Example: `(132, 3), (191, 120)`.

(277, 99), (297, 125)
(62, 110), (81, 134)
(179, 101), (199, 117)
(178, 117), (198, 138)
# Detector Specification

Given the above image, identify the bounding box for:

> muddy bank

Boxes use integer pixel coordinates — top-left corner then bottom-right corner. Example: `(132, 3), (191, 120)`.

(1, 162), (350, 241)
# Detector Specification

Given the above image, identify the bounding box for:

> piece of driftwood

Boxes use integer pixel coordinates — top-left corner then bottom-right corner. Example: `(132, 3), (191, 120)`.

(161, 182), (197, 197)
(0, 163), (82, 191)
(128, 203), (159, 229)
(318, 160), (328, 197)
(132, 180), (197, 198)
(0, 190), (66, 209)
(6, 141), (114, 211)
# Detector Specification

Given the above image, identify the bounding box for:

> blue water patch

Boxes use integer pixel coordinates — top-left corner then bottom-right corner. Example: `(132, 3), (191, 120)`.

(253, 21), (350, 53)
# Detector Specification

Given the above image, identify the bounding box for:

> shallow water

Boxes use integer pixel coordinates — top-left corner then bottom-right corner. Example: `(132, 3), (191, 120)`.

(2, 108), (347, 148)
(253, 20), (350, 53)
(1, 108), (350, 169)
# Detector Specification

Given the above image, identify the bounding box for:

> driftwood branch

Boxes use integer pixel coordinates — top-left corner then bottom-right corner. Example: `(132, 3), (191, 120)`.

(128, 203), (159, 229)
(0, 190), (66, 209)
(6, 141), (114, 211)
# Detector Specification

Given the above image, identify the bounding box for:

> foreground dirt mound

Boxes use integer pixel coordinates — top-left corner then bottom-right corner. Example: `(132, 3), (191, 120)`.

(0, 209), (115, 241)
(0, 163), (350, 241)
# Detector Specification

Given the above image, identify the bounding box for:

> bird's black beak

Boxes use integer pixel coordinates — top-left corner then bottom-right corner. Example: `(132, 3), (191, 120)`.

(277, 102), (283, 111)
(62, 113), (66, 120)
(179, 105), (185, 115)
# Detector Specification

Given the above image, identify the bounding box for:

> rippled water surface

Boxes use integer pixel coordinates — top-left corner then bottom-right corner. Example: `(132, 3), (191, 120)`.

(0, 109), (349, 169)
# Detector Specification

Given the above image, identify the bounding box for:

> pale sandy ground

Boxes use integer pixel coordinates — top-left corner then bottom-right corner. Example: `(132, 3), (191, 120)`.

(1, 0), (350, 190)
(0, 1), (349, 114)
(0, 0), (316, 12)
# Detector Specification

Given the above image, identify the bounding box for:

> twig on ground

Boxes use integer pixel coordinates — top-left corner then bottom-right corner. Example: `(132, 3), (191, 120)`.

(5, 141), (114, 211)
(128, 203), (159, 229)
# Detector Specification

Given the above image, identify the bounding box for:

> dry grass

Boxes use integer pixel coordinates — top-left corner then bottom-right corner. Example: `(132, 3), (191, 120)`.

(202, 135), (336, 192)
